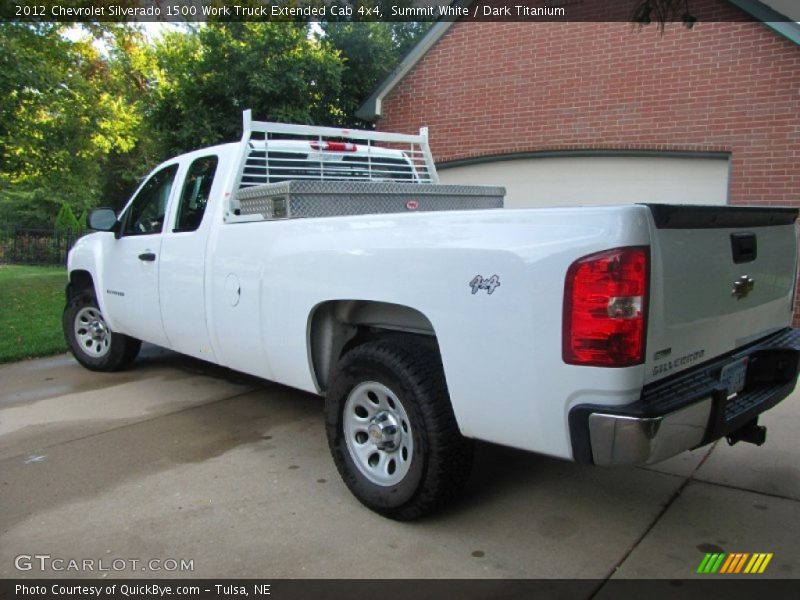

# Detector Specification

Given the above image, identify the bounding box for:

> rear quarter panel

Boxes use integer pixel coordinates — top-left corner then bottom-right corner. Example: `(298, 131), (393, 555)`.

(210, 205), (652, 460)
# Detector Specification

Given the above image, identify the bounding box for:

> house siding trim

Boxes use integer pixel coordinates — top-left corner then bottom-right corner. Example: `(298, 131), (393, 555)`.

(437, 149), (733, 170)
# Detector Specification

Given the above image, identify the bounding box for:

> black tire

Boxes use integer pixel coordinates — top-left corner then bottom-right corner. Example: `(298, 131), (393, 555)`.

(325, 337), (473, 520)
(63, 290), (141, 372)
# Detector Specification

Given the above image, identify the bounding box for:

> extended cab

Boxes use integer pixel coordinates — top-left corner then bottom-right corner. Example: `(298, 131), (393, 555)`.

(64, 112), (800, 519)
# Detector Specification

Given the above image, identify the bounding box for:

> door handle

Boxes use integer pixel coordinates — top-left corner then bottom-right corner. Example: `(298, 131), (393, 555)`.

(138, 252), (156, 262)
(730, 232), (757, 264)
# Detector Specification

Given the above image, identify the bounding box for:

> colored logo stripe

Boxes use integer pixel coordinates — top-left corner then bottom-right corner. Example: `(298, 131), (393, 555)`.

(748, 553), (773, 574)
(719, 553), (736, 573)
(697, 553), (726, 573)
(697, 552), (773, 574)
(720, 553), (749, 573)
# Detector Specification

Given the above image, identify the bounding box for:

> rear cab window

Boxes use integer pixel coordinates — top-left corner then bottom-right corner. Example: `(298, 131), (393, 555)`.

(174, 156), (219, 232)
(240, 145), (417, 188)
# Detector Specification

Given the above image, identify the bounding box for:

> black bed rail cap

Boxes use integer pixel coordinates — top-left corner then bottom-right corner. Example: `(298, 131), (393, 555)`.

(642, 204), (799, 229)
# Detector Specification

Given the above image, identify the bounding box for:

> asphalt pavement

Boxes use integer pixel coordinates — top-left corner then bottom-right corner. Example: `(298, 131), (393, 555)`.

(1, 345), (798, 581)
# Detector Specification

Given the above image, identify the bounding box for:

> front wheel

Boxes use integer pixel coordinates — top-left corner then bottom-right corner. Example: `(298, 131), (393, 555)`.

(325, 337), (473, 520)
(63, 291), (141, 372)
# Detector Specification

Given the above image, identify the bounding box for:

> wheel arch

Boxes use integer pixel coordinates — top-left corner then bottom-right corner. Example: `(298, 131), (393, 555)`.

(307, 300), (437, 393)
(66, 269), (96, 300)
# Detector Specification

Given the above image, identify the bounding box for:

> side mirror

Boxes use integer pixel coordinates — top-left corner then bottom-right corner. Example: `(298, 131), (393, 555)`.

(87, 208), (118, 232)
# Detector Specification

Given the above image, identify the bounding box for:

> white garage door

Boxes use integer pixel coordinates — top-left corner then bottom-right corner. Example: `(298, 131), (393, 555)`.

(438, 155), (730, 208)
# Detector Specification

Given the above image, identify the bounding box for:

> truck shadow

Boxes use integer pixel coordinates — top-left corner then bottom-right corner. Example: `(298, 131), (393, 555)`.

(1, 344), (675, 540)
(443, 439), (677, 526)
(129, 345), (660, 525)
(131, 343), (264, 387)
(460, 442), (570, 504)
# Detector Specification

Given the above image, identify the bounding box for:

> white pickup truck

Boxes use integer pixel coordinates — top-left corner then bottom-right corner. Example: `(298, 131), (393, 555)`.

(65, 112), (800, 520)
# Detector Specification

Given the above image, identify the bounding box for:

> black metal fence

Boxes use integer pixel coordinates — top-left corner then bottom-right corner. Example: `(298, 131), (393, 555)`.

(0, 227), (84, 266)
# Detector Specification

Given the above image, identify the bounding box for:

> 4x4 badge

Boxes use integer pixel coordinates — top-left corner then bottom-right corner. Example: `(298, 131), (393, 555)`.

(469, 275), (500, 295)
(731, 275), (755, 300)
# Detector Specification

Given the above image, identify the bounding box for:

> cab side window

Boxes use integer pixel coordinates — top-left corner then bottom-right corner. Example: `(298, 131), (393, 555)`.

(174, 156), (218, 232)
(122, 164), (178, 236)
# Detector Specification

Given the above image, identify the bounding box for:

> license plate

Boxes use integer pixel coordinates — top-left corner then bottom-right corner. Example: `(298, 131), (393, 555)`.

(720, 357), (749, 396)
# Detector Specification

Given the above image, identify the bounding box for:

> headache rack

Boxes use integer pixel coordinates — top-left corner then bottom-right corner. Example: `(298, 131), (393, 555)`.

(226, 111), (504, 222)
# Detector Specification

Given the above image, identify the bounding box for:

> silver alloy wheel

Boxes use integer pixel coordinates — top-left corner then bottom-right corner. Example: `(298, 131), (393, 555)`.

(343, 381), (414, 487)
(74, 306), (111, 358)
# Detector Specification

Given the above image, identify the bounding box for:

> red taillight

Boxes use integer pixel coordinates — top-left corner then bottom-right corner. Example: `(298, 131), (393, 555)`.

(310, 141), (357, 152)
(563, 246), (649, 367)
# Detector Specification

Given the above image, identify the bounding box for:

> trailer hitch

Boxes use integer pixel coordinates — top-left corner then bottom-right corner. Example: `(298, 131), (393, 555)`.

(726, 419), (767, 447)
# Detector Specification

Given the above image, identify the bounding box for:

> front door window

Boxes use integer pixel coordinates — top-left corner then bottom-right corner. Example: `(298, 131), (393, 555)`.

(122, 164), (178, 236)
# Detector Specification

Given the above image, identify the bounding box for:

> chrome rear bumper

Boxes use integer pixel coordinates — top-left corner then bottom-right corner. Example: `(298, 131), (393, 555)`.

(587, 399), (712, 466)
(569, 328), (800, 466)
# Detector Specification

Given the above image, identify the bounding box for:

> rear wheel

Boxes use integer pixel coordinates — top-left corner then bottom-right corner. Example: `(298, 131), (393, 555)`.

(325, 337), (473, 520)
(63, 291), (141, 371)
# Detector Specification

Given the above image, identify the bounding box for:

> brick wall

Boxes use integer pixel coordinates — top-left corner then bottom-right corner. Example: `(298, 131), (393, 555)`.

(377, 0), (800, 322)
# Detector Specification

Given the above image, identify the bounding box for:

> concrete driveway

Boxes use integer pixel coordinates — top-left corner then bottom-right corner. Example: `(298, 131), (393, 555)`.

(1, 346), (798, 582)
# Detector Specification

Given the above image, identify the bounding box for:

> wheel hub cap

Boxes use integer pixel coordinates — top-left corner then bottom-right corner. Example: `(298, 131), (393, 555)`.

(343, 381), (414, 487)
(90, 321), (107, 340)
(74, 306), (112, 358)
(368, 411), (400, 451)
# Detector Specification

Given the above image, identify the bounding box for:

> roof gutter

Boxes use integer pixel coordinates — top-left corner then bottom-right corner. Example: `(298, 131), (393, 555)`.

(727, 0), (800, 46)
(355, 20), (456, 122)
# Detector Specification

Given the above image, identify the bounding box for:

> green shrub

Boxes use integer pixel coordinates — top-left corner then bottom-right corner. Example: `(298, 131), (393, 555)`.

(54, 204), (81, 231)
(78, 209), (90, 230)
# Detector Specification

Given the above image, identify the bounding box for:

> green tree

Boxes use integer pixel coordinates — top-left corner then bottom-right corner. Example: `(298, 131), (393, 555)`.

(96, 25), (162, 209)
(321, 21), (431, 127)
(0, 20), (432, 225)
(0, 23), (145, 226)
(150, 23), (344, 157)
(632, 0), (699, 31)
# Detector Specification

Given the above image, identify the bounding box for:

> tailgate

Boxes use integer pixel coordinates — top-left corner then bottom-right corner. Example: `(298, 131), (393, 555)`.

(644, 204), (798, 385)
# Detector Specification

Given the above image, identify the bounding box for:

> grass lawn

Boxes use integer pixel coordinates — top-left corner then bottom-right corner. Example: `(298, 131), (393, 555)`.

(0, 264), (68, 363)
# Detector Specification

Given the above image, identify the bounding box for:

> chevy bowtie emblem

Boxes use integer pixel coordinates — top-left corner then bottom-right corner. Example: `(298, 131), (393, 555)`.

(731, 275), (755, 300)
